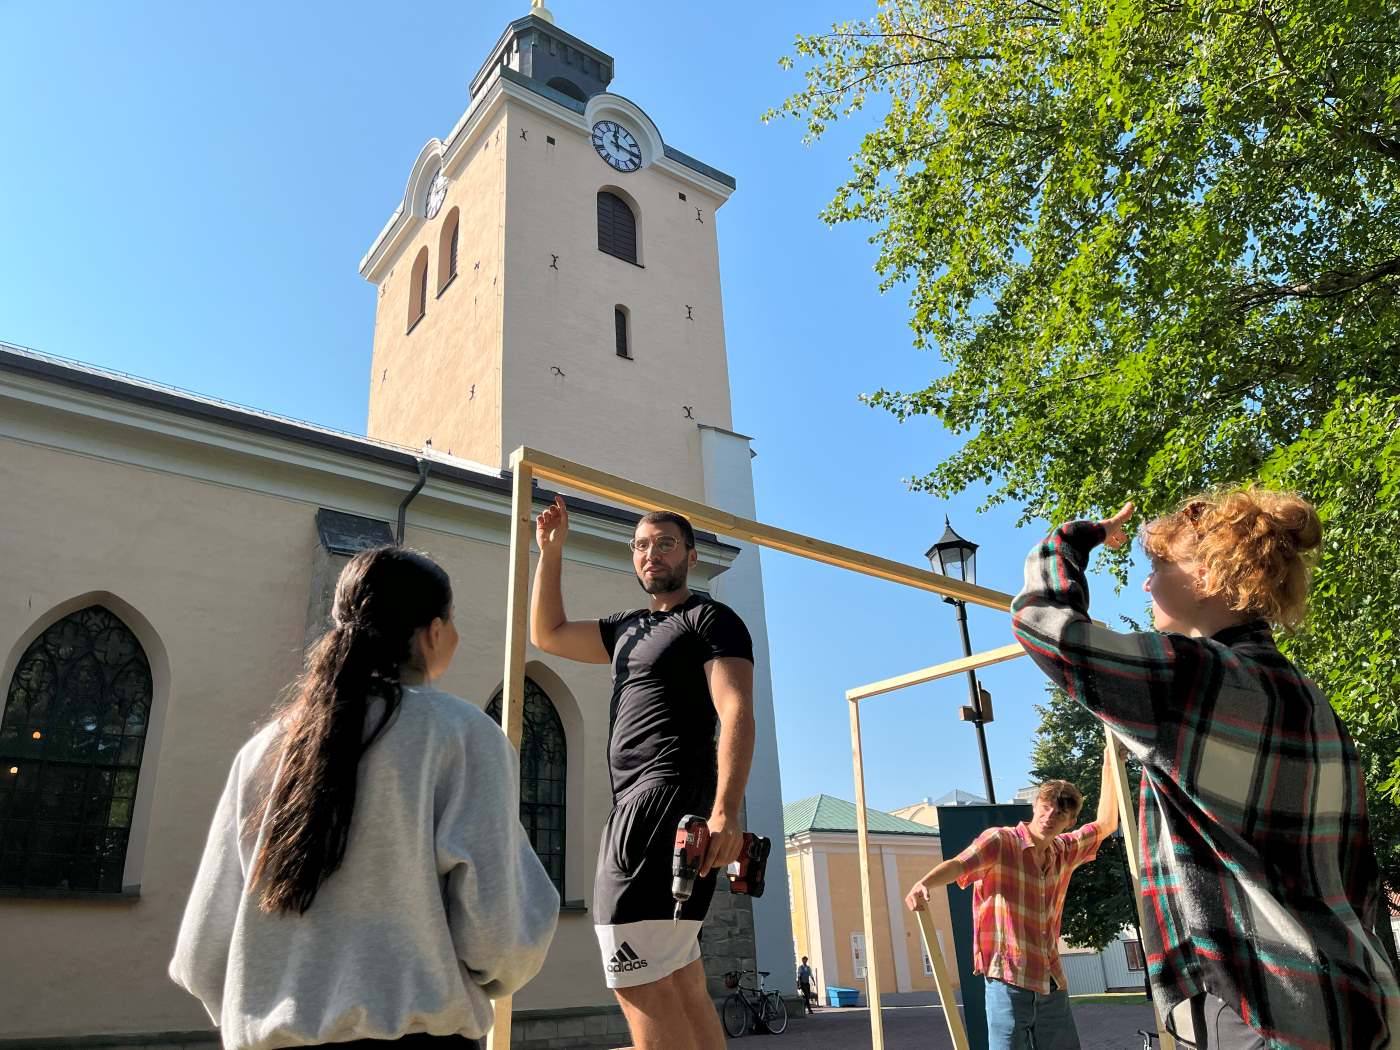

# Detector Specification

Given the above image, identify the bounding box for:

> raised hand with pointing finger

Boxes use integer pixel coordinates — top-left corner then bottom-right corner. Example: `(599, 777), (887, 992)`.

(535, 495), (569, 555)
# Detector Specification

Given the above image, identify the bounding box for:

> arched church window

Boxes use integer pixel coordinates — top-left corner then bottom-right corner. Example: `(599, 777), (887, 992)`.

(546, 77), (587, 104)
(486, 677), (566, 895)
(408, 247), (429, 331)
(597, 191), (638, 265)
(438, 208), (460, 294)
(615, 305), (631, 359)
(0, 606), (153, 893)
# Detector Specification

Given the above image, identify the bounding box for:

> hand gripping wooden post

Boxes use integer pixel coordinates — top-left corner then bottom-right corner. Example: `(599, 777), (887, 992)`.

(483, 447), (1169, 1050)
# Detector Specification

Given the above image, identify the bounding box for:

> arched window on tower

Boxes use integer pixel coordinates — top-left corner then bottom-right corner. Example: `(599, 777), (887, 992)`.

(486, 677), (566, 895)
(545, 77), (588, 104)
(408, 247), (429, 332)
(615, 305), (631, 359)
(597, 191), (638, 265)
(438, 207), (460, 295)
(0, 605), (154, 893)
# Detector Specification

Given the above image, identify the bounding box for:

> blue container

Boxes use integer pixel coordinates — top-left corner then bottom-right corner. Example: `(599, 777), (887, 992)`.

(826, 986), (860, 1007)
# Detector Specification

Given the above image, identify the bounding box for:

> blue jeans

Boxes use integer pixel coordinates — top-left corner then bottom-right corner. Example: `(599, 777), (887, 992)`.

(985, 977), (1082, 1050)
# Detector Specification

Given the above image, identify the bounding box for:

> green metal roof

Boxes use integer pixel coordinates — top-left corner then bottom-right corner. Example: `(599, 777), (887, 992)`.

(783, 794), (939, 838)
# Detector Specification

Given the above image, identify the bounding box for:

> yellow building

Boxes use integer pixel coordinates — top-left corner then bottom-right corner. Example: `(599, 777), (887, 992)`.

(784, 794), (960, 1008)
(0, 6), (791, 1048)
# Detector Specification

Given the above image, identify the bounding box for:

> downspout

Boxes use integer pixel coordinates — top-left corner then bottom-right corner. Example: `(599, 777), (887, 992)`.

(396, 457), (431, 544)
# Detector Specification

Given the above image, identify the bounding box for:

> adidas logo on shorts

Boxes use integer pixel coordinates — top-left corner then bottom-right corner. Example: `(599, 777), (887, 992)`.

(607, 942), (648, 974)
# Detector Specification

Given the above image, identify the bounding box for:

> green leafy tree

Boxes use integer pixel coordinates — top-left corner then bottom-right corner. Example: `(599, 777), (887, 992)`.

(768, 0), (1400, 896)
(1028, 687), (1142, 951)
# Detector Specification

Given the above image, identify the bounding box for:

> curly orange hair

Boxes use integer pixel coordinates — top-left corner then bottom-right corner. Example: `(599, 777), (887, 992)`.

(1141, 487), (1322, 629)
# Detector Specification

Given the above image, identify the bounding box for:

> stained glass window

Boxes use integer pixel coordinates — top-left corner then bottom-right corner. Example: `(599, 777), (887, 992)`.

(0, 606), (153, 893)
(486, 678), (566, 895)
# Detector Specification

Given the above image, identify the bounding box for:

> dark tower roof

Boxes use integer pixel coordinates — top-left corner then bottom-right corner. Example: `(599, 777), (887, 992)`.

(469, 13), (615, 103)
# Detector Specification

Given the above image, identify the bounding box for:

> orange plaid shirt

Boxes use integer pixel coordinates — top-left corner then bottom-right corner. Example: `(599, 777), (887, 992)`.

(954, 821), (1101, 994)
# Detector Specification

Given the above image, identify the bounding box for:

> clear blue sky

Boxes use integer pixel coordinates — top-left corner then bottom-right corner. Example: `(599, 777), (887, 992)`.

(1, 1), (1151, 814)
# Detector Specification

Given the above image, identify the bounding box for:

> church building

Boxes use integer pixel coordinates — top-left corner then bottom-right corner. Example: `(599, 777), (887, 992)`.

(0, 6), (790, 1047)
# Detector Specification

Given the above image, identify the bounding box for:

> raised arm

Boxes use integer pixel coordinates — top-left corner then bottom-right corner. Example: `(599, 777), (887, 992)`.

(1094, 739), (1122, 844)
(529, 496), (609, 664)
(1011, 504), (1195, 754)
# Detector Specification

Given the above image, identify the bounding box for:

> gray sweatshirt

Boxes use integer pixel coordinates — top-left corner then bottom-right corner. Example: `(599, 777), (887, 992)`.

(169, 684), (559, 1049)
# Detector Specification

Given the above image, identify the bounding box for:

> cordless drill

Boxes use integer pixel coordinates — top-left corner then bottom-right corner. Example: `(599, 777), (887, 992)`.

(671, 814), (772, 921)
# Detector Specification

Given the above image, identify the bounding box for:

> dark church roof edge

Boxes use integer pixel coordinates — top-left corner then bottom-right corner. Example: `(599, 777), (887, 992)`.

(0, 341), (740, 554)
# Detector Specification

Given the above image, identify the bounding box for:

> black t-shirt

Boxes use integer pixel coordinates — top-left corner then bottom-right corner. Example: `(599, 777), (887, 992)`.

(597, 594), (753, 804)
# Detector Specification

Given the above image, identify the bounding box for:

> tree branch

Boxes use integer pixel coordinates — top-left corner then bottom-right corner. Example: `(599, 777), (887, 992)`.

(1229, 258), (1400, 308)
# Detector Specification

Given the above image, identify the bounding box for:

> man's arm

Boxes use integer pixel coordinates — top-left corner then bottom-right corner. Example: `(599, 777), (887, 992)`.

(700, 655), (755, 875)
(904, 858), (968, 912)
(1093, 739), (1122, 844)
(529, 497), (609, 664)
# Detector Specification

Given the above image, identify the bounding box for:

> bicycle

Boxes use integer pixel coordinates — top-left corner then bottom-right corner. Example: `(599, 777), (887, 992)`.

(720, 968), (789, 1037)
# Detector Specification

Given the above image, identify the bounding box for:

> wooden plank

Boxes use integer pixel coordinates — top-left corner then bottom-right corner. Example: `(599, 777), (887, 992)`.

(485, 451), (534, 1050)
(846, 643), (1027, 703)
(517, 446), (1014, 612)
(1105, 725), (1176, 1050)
(914, 908), (971, 1050)
(849, 699), (886, 1050)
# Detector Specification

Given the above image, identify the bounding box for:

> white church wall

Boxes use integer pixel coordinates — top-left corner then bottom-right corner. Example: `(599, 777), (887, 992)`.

(698, 424), (793, 990)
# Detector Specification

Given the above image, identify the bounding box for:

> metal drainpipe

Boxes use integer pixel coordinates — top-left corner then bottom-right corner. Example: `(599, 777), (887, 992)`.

(396, 458), (431, 544)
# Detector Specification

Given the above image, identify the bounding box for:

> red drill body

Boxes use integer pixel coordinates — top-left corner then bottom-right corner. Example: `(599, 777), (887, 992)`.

(670, 814), (771, 921)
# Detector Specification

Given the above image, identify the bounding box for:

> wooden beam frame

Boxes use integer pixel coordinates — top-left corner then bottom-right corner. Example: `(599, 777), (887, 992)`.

(486, 449), (535, 1050)
(915, 907), (971, 1050)
(848, 643), (1026, 1050)
(845, 646), (1174, 1050)
(485, 446), (1170, 1050)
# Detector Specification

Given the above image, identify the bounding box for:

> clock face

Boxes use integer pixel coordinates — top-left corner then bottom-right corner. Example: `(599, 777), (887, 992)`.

(425, 170), (448, 219)
(591, 120), (641, 172)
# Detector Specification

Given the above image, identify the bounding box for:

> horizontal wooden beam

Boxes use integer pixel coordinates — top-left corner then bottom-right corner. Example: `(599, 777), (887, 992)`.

(517, 447), (1015, 612)
(846, 643), (1027, 703)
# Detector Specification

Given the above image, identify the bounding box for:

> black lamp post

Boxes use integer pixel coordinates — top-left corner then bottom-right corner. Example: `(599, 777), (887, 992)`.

(926, 517), (997, 804)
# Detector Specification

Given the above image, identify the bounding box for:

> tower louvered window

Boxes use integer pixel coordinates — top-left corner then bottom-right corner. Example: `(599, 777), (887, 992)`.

(597, 191), (638, 264)
(615, 307), (630, 358)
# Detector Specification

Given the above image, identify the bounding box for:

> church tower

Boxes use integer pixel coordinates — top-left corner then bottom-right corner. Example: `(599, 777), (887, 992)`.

(359, 2), (738, 503)
(358, 3), (793, 998)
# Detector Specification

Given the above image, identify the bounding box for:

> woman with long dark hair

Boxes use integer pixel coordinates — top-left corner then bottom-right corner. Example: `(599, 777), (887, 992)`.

(170, 546), (558, 1049)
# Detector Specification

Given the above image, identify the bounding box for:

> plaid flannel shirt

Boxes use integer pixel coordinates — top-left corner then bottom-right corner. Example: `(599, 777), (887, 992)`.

(954, 820), (1102, 994)
(1012, 520), (1400, 1050)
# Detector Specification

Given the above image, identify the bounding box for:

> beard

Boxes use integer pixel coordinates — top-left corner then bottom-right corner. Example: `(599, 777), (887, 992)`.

(636, 565), (688, 595)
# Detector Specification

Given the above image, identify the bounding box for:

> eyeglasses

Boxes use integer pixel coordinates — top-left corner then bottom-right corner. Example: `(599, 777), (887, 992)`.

(630, 537), (681, 555)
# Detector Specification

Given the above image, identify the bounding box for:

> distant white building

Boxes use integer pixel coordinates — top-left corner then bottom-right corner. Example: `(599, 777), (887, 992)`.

(889, 789), (990, 830)
(1059, 931), (1149, 995)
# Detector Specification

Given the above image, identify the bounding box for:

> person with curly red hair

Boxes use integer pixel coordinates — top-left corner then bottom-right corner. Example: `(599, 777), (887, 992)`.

(1012, 488), (1399, 1049)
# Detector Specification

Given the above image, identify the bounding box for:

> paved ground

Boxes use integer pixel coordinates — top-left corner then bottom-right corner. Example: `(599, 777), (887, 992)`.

(726, 1000), (1158, 1050)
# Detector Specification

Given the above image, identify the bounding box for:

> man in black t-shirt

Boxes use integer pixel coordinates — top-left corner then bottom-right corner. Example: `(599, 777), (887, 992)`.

(531, 495), (755, 1050)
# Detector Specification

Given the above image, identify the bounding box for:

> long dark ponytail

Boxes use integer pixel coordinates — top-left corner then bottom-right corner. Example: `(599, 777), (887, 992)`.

(250, 545), (452, 914)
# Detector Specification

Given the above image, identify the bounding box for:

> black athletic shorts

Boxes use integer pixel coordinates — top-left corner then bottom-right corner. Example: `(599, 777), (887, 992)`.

(593, 778), (717, 988)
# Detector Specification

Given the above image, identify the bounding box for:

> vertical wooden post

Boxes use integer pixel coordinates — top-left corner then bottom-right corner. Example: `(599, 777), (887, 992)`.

(1105, 725), (1176, 1050)
(486, 451), (534, 1050)
(914, 908), (970, 1050)
(849, 699), (886, 1050)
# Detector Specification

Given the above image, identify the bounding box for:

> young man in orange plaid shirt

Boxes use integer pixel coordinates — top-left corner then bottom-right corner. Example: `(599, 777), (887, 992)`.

(906, 748), (1120, 1050)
